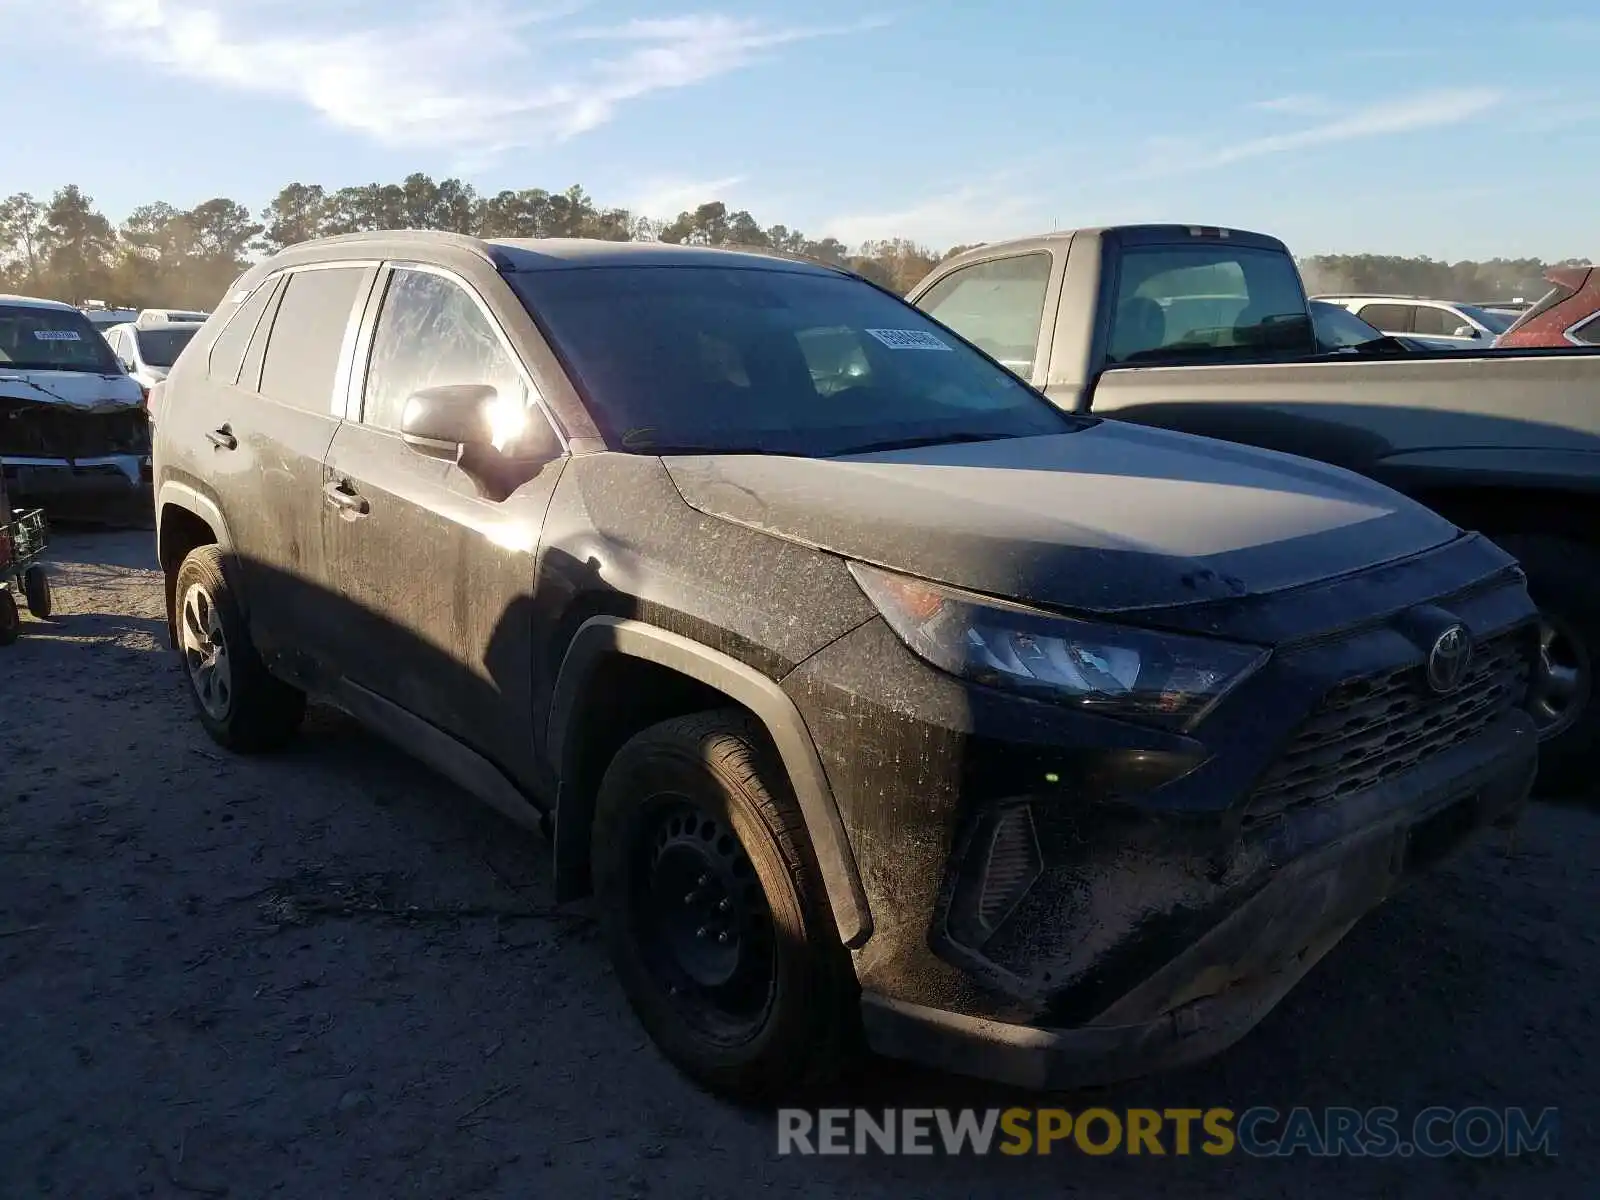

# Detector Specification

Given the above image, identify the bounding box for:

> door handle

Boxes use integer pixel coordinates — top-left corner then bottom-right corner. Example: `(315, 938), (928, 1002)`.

(323, 479), (370, 517)
(205, 425), (237, 451)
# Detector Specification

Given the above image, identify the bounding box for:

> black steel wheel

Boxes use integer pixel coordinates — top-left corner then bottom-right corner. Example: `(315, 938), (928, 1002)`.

(633, 794), (776, 1044)
(592, 710), (857, 1101)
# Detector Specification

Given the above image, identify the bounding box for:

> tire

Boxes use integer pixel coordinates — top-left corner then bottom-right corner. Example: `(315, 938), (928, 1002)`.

(0, 589), (18, 646)
(591, 710), (858, 1101)
(1493, 534), (1600, 796)
(22, 565), (51, 619)
(174, 545), (305, 752)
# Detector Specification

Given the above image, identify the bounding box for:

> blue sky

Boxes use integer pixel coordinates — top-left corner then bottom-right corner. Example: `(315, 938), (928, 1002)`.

(3, 1), (1595, 259)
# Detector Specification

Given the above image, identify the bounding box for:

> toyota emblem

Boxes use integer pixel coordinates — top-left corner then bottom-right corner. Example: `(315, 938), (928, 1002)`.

(1426, 624), (1473, 693)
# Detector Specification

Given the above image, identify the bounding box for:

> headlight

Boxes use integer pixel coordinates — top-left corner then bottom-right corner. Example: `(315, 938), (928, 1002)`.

(848, 563), (1269, 731)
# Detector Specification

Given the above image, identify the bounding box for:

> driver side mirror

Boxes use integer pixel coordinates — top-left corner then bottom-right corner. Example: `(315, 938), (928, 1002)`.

(400, 384), (562, 500)
(1451, 325), (1479, 339)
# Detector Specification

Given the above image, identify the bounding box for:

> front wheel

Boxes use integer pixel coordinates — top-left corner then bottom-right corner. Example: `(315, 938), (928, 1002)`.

(1494, 534), (1599, 796)
(22, 564), (51, 619)
(174, 546), (305, 753)
(591, 710), (858, 1101)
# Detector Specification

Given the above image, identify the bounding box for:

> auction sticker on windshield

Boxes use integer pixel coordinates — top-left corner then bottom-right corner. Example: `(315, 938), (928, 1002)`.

(33, 330), (82, 341)
(865, 328), (953, 351)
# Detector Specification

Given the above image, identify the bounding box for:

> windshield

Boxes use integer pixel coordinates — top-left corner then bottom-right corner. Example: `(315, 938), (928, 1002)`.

(513, 266), (1076, 456)
(136, 325), (199, 368)
(1106, 244), (1315, 364)
(0, 304), (122, 373)
(1456, 305), (1516, 334)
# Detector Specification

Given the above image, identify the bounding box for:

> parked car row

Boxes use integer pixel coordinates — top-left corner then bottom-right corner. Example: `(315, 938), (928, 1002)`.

(144, 224), (1587, 1104)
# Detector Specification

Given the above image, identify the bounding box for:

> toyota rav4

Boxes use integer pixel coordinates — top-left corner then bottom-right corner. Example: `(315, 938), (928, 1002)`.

(151, 232), (1540, 1099)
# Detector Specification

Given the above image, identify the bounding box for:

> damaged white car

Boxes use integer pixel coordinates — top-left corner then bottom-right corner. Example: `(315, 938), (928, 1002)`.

(1, 295), (151, 522)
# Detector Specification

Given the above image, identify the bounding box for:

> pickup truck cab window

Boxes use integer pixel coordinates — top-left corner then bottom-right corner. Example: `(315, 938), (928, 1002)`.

(912, 252), (1051, 378)
(1107, 244), (1312, 363)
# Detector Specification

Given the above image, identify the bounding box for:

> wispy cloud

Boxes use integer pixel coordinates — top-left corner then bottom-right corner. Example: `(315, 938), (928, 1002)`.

(1136, 87), (1505, 177)
(71, 0), (885, 159)
(626, 175), (748, 219)
(1250, 94), (1334, 116)
(821, 180), (1045, 250)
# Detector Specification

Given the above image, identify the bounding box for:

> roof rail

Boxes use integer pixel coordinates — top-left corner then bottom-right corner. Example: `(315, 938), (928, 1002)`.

(294, 228), (500, 266)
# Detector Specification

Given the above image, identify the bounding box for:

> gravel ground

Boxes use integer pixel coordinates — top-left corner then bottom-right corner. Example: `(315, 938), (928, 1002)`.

(1, 529), (1596, 1199)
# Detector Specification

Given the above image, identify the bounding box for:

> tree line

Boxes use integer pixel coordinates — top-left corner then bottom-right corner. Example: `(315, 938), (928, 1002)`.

(0, 177), (1588, 313)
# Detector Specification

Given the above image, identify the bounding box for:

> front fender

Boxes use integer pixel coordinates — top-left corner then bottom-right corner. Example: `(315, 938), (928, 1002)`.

(547, 615), (873, 949)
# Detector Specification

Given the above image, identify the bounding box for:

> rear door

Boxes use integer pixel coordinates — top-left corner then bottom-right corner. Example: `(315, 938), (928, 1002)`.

(220, 262), (379, 687)
(320, 263), (567, 784)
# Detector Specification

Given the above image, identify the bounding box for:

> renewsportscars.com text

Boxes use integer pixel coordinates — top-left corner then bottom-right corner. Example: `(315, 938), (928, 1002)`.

(776, 1106), (1559, 1158)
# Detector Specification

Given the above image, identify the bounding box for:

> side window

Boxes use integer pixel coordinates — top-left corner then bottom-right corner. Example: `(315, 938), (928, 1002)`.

(1571, 314), (1600, 346)
(207, 280), (279, 384)
(914, 253), (1052, 377)
(1411, 306), (1460, 337)
(1356, 304), (1414, 333)
(105, 328), (125, 360)
(361, 268), (527, 432)
(259, 267), (368, 412)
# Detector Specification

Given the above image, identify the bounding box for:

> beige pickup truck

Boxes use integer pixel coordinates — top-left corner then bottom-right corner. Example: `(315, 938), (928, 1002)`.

(907, 225), (1600, 792)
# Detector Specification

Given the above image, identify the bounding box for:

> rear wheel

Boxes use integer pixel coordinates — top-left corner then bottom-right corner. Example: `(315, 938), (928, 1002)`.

(592, 710), (857, 1101)
(174, 546), (305, 752)
(1493, 534), (1599, 796)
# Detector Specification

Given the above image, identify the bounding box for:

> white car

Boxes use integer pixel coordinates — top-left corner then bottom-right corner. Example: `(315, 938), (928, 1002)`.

(103, 319), (203, 396)
(1310, 295), (1518, 351)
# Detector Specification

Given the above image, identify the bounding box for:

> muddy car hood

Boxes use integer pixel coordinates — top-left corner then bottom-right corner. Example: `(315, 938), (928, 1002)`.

(0, 369), (143, 412)
(663, 422), (1459, 614)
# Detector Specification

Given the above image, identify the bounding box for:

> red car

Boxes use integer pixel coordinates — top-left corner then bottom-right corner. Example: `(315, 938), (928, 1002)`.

(1494, 266), (1600, 347)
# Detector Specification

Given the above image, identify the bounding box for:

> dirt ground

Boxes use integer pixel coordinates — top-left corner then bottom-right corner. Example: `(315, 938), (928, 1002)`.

(1, 529), (1595, 1199)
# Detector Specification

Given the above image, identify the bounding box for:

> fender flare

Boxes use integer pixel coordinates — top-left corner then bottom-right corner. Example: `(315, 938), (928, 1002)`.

(156, 480), (236, 555)
(546, 616), (873, 949)
(155, 481), (241, 645)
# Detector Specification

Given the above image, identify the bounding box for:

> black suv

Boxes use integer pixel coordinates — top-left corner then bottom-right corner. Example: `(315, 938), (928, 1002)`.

(152, 232), (1540, 1099)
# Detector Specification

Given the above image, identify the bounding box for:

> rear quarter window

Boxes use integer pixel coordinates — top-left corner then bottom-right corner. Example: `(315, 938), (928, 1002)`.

(207, 280), (280, 384)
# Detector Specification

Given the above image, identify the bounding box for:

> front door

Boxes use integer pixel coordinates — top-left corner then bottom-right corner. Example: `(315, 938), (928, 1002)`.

(321, 264), (566, 786)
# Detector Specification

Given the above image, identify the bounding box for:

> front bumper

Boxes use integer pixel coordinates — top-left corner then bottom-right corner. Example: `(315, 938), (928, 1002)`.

(859, 712), (1535, 1089)
(3, 455), (153, 519)
(781, 532), (1541, 1088)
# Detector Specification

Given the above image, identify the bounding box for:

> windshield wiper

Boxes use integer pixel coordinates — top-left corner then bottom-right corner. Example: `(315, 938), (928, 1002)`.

(830, 432), (1025, 456)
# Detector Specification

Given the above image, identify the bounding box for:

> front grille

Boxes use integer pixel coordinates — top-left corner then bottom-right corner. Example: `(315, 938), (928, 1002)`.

(1245, 627), (1533, 821)
(1, 398), (150, 459)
